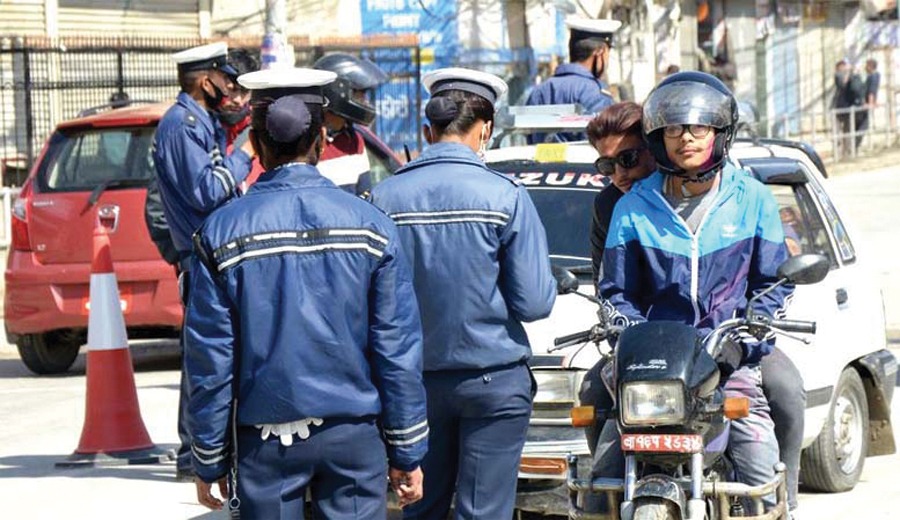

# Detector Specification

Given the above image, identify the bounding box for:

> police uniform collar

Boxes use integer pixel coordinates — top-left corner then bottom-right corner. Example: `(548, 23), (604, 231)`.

(554, 62), (600, 80)
(251, 162), (337, 189)
(397, 142), (484, 174)
(172, 42), (237, 76)
(176, 91), (216, 129)
(566, 18), (622, 47)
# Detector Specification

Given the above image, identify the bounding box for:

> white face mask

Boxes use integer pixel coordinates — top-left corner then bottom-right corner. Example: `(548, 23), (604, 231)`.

(477, 123), (489, 161)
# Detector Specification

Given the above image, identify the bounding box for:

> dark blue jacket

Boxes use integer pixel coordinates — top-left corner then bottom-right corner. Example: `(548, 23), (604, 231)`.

(370, 143), (556, 371)
(185, 164), (428, 482)
(598, 163), (793, 363)
(526, 63), (614, 142)
(152, 92), (253, 253)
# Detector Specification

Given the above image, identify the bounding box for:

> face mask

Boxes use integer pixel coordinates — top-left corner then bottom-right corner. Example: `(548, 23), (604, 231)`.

(202, 76), (227, 111)
(592, 50), (606, 79)
(216, 105), (249, 126)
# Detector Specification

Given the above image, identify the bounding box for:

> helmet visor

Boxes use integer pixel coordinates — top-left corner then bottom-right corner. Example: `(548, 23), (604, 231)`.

(642, 82), (733, 136)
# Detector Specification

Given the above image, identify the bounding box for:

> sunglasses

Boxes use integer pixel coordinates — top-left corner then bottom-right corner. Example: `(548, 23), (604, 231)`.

(663, 124), (713, 138)
(594, 146), (646, 176)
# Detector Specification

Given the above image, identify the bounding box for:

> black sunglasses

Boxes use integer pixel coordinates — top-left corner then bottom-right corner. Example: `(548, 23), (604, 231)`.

(594, 146), (646, 176)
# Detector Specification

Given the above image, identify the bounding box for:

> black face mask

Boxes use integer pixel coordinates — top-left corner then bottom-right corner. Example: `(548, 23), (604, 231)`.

(592, 51), (606, 80)
(203, 78), (227, 111)
(216, 105), (249, 126)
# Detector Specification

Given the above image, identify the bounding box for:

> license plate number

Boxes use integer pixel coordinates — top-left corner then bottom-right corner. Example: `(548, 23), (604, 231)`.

(621, 433), (703, 453)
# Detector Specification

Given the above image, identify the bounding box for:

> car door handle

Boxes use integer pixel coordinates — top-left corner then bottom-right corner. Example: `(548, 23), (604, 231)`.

(836, 288), (849, 305)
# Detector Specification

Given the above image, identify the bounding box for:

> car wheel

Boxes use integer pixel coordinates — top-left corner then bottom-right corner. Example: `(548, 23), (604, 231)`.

(16, 331), (84, 375)
(800, 368), (869, 492)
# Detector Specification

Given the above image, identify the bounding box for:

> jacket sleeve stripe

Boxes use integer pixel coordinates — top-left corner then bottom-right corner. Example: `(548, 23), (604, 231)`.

(385, 428), (430, 447)
(191, 443), (229, 465)
(384, 419), (428, 436)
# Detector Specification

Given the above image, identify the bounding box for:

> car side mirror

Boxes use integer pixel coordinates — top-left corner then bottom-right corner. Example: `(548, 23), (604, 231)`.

(552, 265), (580, 295)
(776, 254), (829, 285)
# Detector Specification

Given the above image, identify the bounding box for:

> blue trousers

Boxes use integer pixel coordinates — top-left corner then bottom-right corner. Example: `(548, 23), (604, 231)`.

(403, 362), (534, 520)
(237, 418), (388, 519)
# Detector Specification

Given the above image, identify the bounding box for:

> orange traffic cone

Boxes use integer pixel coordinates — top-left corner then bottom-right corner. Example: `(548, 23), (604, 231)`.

(57, 211), (171, 467)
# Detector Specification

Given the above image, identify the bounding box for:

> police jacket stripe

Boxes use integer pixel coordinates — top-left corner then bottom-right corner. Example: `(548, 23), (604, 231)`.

(384, 419), (429, 436)
(217, 242), (385, 271)
(386, 428), (430, 446)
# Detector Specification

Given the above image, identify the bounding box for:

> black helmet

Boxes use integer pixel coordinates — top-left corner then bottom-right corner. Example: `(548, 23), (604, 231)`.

(313, 53), (388, 125)
(642, 71), (738, 176)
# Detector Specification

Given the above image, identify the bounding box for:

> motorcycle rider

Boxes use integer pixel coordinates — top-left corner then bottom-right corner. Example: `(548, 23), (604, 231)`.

(594, 72), (793, 513)
(581, 100), (807, 514)
(313, 52), (389, 194)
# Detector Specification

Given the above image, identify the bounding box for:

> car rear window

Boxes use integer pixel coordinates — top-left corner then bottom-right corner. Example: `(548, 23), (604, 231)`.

(35, 126), (156, 192)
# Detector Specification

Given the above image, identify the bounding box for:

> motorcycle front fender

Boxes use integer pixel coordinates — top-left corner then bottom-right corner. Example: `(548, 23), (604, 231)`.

(632, 475), (685, 516)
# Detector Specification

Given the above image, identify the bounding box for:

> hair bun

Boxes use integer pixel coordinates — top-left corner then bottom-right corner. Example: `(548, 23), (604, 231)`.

(266, 95), (311, 143)
(425, 96), (459, 126)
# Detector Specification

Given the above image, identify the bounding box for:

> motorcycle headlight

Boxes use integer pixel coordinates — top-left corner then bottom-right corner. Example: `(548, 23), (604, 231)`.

(621, 382), (685, 426)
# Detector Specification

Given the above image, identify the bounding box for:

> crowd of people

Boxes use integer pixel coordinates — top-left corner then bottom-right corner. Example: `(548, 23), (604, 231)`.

(147, 17), (811, 520)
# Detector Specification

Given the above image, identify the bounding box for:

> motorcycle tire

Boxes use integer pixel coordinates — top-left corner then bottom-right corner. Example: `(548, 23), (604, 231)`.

(632, 497), (680, 520)
(800, 368), (869, 492)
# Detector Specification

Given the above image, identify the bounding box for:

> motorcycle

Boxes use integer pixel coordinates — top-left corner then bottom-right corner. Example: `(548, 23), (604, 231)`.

(551, 254), (829, 520)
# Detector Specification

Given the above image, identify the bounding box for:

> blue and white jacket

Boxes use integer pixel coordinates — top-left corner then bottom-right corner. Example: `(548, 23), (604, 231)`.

(152, 92), (253, 254)
(370, 143), (556, 372)
(598, 162), (793, 363)
(185, 163), (428, 483)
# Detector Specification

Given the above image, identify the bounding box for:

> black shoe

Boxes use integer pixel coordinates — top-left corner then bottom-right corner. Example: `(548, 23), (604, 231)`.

(175, 468), (195, 483)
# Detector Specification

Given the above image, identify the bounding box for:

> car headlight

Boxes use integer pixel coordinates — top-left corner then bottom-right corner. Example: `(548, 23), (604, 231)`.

(532, 371), (581, 404)
(621, 382), (685, 426)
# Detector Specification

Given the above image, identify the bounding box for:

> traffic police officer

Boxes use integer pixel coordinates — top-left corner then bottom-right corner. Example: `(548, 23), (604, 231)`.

(313, 52), (389, 194)
(185, 67), (427, 518)
(527, 18), (622, 142)
(152, 42), (255, 481)
(370, 67), (557, 519)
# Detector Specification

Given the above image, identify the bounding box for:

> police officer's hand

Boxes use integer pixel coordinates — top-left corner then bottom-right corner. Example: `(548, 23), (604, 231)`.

(389, 466), (423, 508)
(239, 136), (255, 159)
(195, 476), (227, 510)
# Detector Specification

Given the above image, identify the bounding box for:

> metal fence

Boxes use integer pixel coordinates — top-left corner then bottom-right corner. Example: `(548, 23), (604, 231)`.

(0, 35), (422, 186)
(754, 101), (900, 163)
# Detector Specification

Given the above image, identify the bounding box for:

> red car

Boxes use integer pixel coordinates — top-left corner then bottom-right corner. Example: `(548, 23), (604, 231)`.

(5, 102), (402, 374)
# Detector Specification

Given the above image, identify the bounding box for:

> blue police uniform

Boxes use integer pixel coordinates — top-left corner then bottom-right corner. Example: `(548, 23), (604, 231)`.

(370, 140), (556, 519)
(152, 42), (253, 478)
(152, 91), (253, 257)
(526, 63), (614, 143)
(186, 163), (428, 517)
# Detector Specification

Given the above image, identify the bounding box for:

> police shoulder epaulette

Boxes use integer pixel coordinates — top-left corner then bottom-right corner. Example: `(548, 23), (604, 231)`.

(183, 112), (197, 127)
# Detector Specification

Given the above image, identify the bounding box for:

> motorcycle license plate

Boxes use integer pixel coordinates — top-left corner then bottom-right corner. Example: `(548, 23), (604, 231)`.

(621, 433), (703, 453)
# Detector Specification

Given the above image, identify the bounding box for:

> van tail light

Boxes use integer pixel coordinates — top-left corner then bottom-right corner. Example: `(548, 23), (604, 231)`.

(570, 405), (596, 427)
(11, 197), (31, 251)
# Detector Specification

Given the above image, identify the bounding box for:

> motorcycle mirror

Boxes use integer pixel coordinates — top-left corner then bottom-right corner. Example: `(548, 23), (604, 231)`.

(552, 265), (580, 295)
(776, 254), (829, 285)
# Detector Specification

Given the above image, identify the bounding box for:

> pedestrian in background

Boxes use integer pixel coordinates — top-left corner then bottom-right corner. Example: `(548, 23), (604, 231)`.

(856, 58), (881, 149)
(370, 67), (556, 519)
(150, 42), (254, 482)
(186, 67), (427, 517)
(526, 18), (622, 142)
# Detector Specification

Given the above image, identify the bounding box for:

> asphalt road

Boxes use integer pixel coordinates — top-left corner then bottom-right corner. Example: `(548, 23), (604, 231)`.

(0, 161), (898, 519)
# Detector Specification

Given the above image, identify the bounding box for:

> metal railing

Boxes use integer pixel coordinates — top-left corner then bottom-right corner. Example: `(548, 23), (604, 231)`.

(753, 101), (900, 163)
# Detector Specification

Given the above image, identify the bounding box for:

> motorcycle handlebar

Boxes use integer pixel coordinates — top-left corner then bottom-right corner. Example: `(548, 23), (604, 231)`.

(553, 329), (592, 348)
(769, 319), (816, 335)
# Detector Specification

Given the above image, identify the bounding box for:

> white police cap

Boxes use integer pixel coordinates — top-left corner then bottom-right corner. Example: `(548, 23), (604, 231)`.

(566, 18), (622, 47)
(171, 42), (237, 75)
(238, 68), (337, 104)
(422, 67), (508, 105)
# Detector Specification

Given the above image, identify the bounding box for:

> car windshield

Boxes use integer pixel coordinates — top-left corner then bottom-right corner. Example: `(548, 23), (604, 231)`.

(489, 161), (605, 277)
(36, 126), (156, 192)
